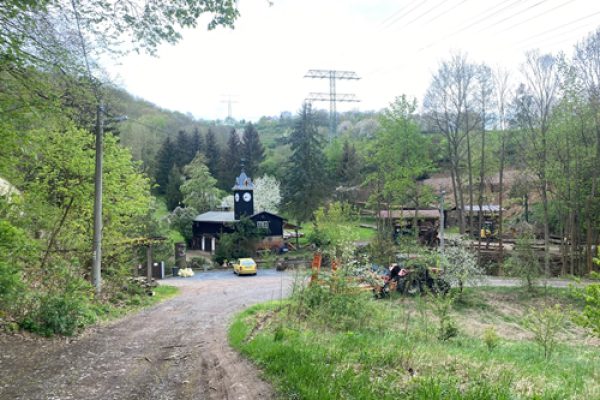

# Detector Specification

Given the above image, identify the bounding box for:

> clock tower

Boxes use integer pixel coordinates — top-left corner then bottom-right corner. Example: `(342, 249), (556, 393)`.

(233, 169), (254, 220)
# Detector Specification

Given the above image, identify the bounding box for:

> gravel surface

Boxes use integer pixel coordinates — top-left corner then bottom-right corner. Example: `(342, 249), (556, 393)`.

(0, 269), (294, 400)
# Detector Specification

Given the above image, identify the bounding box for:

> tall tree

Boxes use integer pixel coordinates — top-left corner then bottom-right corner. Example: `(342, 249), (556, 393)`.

(475, 63), (496, 261)
(155, 137), (176, 194)
(180, 153), (221, 212)
(572, 28), (600, 273)
(336, 140), (361, 186)
(369, 95), (434, 237)
(218, 128), (241, 189)
(165, 165), (183, 211)
(241, 122), (265, 177)
(424, 53), (478, 234)
(493, 67), (514, 271)
(205, 128), (221, 179)
(175, 130), (195, 168)
(281, 103), (328, 225)
(191, 127), (204, 157)
(514, 50), (561, 281)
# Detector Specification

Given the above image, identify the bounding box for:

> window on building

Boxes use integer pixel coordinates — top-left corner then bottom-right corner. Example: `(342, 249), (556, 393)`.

(257, 221), (269, 230)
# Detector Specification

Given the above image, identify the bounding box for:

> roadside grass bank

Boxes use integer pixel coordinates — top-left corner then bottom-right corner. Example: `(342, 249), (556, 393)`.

(96, 284), (180, 320)
(229, 285), (599, 400)
(7, 284), (180, 337)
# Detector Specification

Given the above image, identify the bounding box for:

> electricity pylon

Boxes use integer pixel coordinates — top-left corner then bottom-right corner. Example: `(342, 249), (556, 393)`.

(304, 69), (360, 141)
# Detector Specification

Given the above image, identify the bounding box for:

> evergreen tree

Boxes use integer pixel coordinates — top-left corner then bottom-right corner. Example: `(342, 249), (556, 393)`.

(191, 127), (204, 156)
(205, 128), (221, 179)
(336, 140), (361, 185)
(155, 137), (176, 194)
(282, 103), (328, 224)
(241, 122), (265, 177)
(175, 130), (195, 167)
(218, 128), (241, 189)
(165, 165), (183, 210)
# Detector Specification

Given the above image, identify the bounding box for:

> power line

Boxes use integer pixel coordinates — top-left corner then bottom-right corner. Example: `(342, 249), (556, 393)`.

(419, 0), (524, 51)
(379, 1), (415, 26)
(512, 9), (600, 48)
(515, 19), (600, 51)
(383, 0), (429, 29)
(491, 0), (576, 36)
(473, 0), (550, 34)
(400, 0), (450, 29)
(420, 0), (470, 26)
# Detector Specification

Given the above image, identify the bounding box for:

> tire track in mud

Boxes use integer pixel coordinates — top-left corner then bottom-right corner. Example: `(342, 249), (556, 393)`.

(0, 271), (293, 400)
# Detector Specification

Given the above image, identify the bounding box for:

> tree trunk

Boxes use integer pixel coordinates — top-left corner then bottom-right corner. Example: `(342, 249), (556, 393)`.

(498, 134), (505, 274)
(40, 197), (75, 270)
(477, 123), (486, 265)
(466, 130), (474, 237)
(542, 180), (550, 280)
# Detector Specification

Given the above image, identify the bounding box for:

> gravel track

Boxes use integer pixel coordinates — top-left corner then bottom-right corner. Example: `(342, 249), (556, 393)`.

(0, 270), (293, 400)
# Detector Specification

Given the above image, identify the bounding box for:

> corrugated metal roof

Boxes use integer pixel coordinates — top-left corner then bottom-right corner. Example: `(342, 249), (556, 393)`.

(193, 211), (237, 222)
(459, 205), (503, 212)
(378, 209), (440, 219)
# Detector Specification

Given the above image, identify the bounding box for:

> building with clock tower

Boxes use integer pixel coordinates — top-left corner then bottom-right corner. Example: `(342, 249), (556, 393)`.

(191, 169), (285, 254)
(233, 170), (254, 220)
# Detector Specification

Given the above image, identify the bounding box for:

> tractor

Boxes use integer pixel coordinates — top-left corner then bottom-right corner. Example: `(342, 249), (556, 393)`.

(375, 256), (450, 297)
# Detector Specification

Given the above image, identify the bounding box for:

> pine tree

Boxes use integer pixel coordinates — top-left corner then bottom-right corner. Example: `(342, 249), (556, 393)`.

(175, 130), (195, 168)
(155, 137), (176, 194)
(282, 103), (328, 224)
(218, 128), (241, 190)
(336, 140), (360, 185)
(190, 127), (204, 156)
(205, 128), (220, 179)
(241, 122), (265, 177)
(165, 165), (183, 210)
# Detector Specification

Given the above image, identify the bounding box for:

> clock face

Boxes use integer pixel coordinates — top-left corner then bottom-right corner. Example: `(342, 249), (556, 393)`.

(234, 193), (240, 202)
(243, 192), (252, 202)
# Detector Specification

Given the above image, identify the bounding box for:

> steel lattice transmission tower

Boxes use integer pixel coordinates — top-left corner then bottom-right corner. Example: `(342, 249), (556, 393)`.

(304, 69), (360, 141)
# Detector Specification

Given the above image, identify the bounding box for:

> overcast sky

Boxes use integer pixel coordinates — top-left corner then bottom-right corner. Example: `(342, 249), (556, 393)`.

(106, 0), (600, 122)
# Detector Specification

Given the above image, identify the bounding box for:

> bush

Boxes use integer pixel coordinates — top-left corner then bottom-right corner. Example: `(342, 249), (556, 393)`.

(430, 293), (458, 341)
(22, 292), (95, 336)
(0, 260), (23, 311)
(292, 270), (383, 332)
(573, 283), (600, 337)
(483, 326), (500, 352)
(505, 226), (541, 291)
(524, 304), (565, 359)
(0, 220), (29, 317)
(440, 240), (482, 293)
(168, 206), (197, 245)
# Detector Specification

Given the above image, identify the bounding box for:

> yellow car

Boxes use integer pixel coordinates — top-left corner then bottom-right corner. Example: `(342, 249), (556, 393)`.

(233, 258), (257, 275)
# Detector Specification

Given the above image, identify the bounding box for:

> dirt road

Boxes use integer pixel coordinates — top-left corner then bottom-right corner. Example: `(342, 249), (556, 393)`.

(0, 270), (293, 400)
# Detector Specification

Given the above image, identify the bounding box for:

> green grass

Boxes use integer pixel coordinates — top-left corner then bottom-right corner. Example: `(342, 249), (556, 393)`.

(95, 285), (180, 321)
(229, 286), (599, 400)
(297, 221), (376, 246)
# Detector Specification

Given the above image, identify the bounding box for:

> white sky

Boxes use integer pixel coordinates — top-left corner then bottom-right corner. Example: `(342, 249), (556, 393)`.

(106, 0), (600, 122)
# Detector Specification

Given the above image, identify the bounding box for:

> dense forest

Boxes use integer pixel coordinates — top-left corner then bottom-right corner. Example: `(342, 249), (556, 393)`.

(1, 0), (599, 338)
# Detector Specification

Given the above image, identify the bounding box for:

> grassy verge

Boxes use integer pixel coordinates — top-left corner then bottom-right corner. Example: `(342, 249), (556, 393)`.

(230, 286), (599, 400)
(95, 285), (180, 322)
